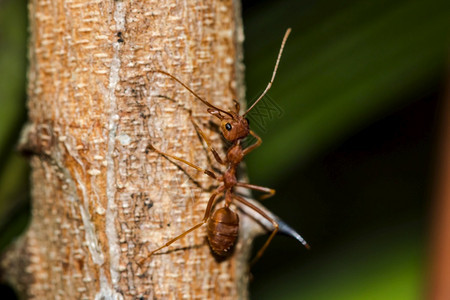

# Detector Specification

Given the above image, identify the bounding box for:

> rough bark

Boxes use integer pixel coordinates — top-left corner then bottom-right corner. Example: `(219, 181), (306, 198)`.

(2, 0), (257, 299)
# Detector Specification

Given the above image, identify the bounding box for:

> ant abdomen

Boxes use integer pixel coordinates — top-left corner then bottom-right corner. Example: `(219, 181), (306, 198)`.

(207, 207), (239, 256)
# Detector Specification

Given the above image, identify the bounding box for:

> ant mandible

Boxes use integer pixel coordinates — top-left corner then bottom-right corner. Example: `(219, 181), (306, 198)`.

(145, 28), (309, 264)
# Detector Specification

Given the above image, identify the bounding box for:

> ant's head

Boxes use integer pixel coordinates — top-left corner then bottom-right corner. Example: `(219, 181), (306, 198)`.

(151, 28), (291, 144)
(207, 105), (250, 142)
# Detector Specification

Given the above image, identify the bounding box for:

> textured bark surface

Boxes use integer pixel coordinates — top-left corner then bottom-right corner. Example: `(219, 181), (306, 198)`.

(2, 0), (257, 299)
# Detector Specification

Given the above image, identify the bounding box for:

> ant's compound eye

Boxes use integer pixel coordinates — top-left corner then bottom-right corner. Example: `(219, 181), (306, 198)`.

(225, 123), (232, 131)
(245, 118), (250, 125)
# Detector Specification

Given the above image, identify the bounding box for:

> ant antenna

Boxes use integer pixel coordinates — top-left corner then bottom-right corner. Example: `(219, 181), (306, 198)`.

(148, 70), (233, 118)
(243, 28), (291, 117)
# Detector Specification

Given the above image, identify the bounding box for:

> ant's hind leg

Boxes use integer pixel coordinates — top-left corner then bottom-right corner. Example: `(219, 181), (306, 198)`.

(232, 194), (279, 265)
(138, 187), (224, 266)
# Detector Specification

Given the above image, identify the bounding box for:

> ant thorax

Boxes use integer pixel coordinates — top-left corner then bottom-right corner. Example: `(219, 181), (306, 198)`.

(226, 142), (244, 165)
(223, 166), (237, 189)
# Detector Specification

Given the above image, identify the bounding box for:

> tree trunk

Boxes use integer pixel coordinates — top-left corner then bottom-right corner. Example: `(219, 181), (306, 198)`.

(2, 0), (256, 298)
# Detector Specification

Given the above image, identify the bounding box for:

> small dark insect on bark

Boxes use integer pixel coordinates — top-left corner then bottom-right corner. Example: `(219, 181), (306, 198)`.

(117, 31), (124, 43)
(142, 28), (309, 266)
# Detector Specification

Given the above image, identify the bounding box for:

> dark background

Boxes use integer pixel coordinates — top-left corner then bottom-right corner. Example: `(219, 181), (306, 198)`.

(0, 0), (449, 299)
(242, 0), (449, 299)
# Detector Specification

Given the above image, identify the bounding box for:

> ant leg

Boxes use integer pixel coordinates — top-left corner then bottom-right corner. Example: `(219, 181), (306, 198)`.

(243, 130), (262, 156)
(139, 187), (224, 265)
(233, 99), (240, 113)
(190, 117), (226, 165)
(147, 144), (218, 180)
(149, 96), (225, 165)
(235, 182), (276, 200)
(149, 188), (223, 255)
(232, 194), (279, 265)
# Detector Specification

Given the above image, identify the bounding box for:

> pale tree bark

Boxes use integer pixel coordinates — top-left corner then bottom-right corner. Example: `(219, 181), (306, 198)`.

(1, 0), (261, 299)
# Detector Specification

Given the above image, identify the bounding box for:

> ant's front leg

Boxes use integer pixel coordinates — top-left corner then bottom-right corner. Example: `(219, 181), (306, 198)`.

(243, 130), (262, 156)
(149, 94), (226, 166)
(190, 117), (227, 166)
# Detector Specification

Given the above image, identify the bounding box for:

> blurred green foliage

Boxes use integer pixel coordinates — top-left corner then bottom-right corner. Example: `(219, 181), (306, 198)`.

(0, 0), (29, 253)
(252, 222), (424, 300)
(243, 0), (449, 299)
(244, 0), (449, 184)
(0, 0), (449, 299)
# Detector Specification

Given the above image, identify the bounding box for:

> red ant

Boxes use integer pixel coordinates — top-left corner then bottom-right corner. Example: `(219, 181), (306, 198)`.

(144, 28), (308, 264)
